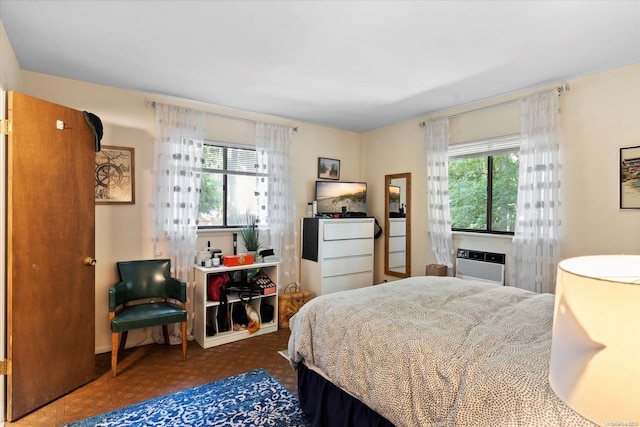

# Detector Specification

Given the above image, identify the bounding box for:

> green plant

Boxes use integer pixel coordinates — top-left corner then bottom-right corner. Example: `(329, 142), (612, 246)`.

(239, 214), (261, 252)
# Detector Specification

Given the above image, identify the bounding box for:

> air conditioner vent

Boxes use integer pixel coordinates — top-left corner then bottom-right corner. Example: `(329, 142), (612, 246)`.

(456, 249), (505, 285)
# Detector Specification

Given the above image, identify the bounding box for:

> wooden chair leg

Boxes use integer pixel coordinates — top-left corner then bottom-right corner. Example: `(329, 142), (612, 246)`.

(181, 321), (187, 362)
(162, 325), (170, 346)
(111, 332), (119, 378)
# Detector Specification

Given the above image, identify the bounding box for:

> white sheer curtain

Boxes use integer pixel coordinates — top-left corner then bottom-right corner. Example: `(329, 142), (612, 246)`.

(254, 122), (298, 285)
(151, 104), (205, 341)
(510, 90), (561, 294)
(425, 118), (454, 272)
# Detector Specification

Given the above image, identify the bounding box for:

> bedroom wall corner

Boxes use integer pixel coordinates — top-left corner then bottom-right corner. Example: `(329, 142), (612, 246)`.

(0, 19), (22, 91)
(361, 120), (428, 282)
(559, 62), (640, 259)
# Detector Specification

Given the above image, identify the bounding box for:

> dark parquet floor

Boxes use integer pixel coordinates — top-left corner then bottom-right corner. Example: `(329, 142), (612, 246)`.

(8, 328), (296, 427)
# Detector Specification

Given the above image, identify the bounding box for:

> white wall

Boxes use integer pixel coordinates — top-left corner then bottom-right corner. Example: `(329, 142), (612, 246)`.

(363, 63), (640, 285)
(0, 20), (21, 91)
(360, 120), (426, 280)
(560, 65), (640, 257)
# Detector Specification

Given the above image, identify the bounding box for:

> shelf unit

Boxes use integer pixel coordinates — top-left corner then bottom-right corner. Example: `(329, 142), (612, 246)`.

(194, 261), (279, 349)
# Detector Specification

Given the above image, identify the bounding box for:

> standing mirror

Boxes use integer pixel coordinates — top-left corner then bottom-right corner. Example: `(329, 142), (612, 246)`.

(385, 173), (411, 277)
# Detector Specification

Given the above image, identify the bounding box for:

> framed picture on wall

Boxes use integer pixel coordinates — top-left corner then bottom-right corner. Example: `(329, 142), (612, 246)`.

(318, 157), (340, 180)
(95, 145), (135, 204)
(619, 145), (640, 209)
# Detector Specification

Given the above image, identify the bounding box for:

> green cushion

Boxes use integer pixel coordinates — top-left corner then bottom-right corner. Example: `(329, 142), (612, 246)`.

(111, 302), (186, 333)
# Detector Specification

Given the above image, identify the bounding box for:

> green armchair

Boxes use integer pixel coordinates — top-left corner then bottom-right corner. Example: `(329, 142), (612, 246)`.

(109, 259), (187, 377)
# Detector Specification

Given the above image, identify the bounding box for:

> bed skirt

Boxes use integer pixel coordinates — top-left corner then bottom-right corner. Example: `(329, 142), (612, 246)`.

(297, 363), (394, 427)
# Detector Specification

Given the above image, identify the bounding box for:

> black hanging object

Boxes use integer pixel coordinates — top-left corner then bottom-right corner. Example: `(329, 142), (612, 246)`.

(374, 218), (383, 239)
(83, 111), (103, 152)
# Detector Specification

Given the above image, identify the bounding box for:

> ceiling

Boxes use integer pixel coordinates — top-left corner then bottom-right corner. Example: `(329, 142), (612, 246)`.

(1, 1), (639, 132)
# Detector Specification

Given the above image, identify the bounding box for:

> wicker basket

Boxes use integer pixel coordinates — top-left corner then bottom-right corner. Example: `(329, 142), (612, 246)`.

(278, 282), (312, 329)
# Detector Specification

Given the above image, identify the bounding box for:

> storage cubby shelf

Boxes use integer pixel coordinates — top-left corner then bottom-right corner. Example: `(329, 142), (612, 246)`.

(194, 262), (279, 349)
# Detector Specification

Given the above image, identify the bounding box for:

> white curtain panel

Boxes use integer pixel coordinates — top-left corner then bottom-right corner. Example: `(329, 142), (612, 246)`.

(425, 118), (454, 272)
(511, 90), (561, 294)
(151, 104), (205, 342)
(254, 122), (298, 286)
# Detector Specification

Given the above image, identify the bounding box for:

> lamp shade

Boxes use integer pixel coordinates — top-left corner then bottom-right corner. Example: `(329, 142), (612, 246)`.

(550, 255), (640, 426)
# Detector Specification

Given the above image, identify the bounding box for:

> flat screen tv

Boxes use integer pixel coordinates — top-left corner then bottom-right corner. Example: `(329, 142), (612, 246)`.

(315, 181), (367, 215)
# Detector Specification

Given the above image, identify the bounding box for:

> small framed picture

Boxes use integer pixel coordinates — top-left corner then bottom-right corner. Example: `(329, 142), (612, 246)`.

(95, 145), (135, 204)
(318, 157), (340, 180)
(620, 145), (640, 209)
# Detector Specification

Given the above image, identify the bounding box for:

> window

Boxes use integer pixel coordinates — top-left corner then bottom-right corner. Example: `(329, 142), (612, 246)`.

(198, 142), (266, 228)
(448, 135), (520, 234)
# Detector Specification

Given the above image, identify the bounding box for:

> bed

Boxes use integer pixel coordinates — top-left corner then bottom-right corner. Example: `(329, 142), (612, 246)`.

(287, 276), (596, 427)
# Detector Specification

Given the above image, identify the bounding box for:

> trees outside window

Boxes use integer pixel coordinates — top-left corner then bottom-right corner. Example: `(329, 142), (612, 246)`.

(199, 144), (266, 228)
(449, 150), (518, 234)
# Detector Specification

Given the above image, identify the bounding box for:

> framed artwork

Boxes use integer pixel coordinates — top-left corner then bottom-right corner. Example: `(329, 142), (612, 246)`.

(318, 157), (340, 180)
(95, 145), (135, 204)
(619, 145), (640, 209)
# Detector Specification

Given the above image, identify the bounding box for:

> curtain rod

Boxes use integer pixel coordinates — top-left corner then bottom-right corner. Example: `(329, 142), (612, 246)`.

(145, 99), (299, 132)
(419, 83), (570, 128)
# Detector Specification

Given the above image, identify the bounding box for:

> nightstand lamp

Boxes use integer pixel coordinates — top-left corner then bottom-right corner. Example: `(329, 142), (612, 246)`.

(550, 255), (639, 426)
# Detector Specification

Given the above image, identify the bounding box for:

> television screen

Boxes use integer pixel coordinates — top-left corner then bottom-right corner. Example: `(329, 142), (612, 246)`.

(315, 181), (367, 214)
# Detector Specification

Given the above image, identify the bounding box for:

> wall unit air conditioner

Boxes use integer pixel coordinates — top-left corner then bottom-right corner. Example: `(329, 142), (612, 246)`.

(455, 249), (505, 286)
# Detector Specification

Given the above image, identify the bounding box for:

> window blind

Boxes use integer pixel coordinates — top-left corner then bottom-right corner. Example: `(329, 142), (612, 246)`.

(448, 134), (521, 159)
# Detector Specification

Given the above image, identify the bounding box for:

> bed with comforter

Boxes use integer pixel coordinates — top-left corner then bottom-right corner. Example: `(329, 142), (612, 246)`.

(287, 276), (595, 427)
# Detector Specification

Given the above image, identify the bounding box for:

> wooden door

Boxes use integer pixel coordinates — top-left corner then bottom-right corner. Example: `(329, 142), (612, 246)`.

(6, 92), (96, 420)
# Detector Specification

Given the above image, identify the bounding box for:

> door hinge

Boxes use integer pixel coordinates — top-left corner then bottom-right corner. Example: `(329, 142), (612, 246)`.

(0, 119), (10, 135)
(0, 359), (7, 375)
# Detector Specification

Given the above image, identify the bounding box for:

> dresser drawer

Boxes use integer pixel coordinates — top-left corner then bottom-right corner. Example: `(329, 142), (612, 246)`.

(388, 251), (406, 269)
(323, 238), (372, 258)
(322, 272), (373, 294)
(322, 255), (373, 278)
(323, 220), (373, 241)
(389, 219), (406, 237)
(388, 236), (405, 252)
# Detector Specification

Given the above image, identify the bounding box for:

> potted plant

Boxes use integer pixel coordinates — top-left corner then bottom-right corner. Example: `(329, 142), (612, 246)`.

(239, 213), (261, 255)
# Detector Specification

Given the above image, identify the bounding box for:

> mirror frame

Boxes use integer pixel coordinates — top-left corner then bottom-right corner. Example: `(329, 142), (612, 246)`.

(384, 172), (411, 278)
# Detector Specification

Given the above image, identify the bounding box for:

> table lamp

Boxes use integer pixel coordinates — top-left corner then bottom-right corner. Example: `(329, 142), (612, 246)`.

(550, 255), (640, 426)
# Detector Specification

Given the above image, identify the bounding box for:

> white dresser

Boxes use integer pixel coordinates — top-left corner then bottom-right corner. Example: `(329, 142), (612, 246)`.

(301, 217), (374, 297)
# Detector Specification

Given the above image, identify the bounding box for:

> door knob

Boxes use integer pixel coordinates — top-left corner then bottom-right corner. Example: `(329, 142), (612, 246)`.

(83, 257), (97, 266)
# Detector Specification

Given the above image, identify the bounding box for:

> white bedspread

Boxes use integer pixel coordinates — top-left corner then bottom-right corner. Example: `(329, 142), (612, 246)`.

(288, 276), (595, 427)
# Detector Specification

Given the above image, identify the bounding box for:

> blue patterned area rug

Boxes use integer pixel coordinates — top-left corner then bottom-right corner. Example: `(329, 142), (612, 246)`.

(64, 369), (310, 427)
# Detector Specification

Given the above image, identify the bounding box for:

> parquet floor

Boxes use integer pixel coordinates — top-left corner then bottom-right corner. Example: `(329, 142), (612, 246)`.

(8, 328), (297, 427)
